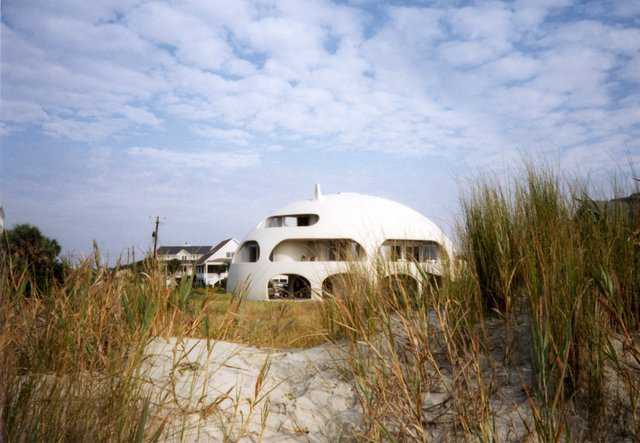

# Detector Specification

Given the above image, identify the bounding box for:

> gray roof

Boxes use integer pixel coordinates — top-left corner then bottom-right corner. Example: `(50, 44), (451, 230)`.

(586, 192), (640, 221)
(196, 238), (234, 265)
(612, 192), (640, 203)
(157, 245), (212, 255)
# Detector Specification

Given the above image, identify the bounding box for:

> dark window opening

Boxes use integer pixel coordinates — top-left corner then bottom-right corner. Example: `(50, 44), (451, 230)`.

(297, 215), (311, 226)
(236, 241), (260, 263)
(391, 245), (402, 261)
(207, 264), (227, 274)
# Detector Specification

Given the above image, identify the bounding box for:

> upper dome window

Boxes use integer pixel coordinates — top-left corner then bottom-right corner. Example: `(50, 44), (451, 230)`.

(265, 214), (319, 228)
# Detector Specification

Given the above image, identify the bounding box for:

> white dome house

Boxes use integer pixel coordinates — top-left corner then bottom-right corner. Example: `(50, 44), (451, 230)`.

(227, 185), (453, 301)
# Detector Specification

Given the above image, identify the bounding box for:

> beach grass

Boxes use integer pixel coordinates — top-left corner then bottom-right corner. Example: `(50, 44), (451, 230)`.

(321, 165), (640, 441)
(2, 165), (639, 441)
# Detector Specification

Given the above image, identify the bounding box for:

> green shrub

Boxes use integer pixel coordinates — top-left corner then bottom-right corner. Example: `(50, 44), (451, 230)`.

(1, 224), (67, 295)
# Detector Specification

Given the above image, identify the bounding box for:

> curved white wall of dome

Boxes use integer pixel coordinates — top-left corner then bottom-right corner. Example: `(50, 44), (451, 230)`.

(227, 185), (453, 301)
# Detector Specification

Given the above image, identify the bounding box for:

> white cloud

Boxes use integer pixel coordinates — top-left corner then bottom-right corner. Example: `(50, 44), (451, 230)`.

(0, 123), (11, 137)
(438, 40), (503, 67)
(42, 117), (130, 141)
(562, 137), (640, 173)
(1, 17), (168, 140)
(0, 100), (48, 123)
(622, 55), (640, 83)
(4, 0), (640, 261)
(611, 0), (640, 17)
(224, 58), (258, 77)
(485, 54), (539, 81)
(120, 106), (162, 127)
(532, 47), (614, 106)
(448, 3), (513, 47)
(512, 0), (572, 28)
(127, 146), (260, 170)
(190, 126), (252, 145)
(177, 38), (233, 71)
(1, 0), (638, 168)
(542, 20), (640, 54)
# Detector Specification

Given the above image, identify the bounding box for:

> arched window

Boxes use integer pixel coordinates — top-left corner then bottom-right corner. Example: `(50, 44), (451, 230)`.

(235, 241), (260, 263)
(269, 239), (365, 262)
(265, 214), (319, 228)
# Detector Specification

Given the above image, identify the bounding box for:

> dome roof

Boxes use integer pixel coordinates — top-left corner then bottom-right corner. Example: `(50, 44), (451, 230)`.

(248, 191), (451, 253)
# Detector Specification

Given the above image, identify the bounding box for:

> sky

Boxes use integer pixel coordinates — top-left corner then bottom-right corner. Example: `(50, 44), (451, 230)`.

(1, 0), (639, 261)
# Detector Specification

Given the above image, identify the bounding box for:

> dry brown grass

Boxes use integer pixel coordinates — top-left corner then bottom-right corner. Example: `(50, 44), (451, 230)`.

(187, 290), (330, 348)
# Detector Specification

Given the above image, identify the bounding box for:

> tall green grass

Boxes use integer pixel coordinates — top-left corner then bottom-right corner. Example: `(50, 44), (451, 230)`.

(1, 258), (168, 441)
(324, 166), (639, 441)
(460, 168), (639, 439)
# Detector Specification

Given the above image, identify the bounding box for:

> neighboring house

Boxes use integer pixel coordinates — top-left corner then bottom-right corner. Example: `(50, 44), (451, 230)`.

(157, 245), (216, 278)
(194, 238), (240, 287)
(581, 192), (640, 222)
(610, 192), (640, 218)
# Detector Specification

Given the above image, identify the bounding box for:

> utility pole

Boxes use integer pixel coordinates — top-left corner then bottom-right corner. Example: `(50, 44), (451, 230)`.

(152, 216), (160, 259)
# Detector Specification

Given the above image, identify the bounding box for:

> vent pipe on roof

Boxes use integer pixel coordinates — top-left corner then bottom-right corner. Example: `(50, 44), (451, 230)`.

(314, 183), (323, 200)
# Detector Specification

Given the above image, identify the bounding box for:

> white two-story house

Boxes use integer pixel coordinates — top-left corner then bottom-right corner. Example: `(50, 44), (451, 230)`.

(157, 245), (212, 277)
(194, 238), (239, 287)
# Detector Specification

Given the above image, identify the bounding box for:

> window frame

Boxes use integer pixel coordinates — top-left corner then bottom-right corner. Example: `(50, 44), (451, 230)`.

(380, 239), (440, 263)
(264, 214), (319, 228)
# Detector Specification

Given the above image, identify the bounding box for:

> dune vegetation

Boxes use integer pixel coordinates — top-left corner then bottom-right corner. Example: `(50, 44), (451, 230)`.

(325, 167), (639, 441)
(1, 166), (638, 441)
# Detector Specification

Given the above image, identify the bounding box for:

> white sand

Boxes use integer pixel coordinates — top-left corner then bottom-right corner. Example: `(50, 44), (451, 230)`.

(142, 316), (560, 441)
(143, 338), (359, 442)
